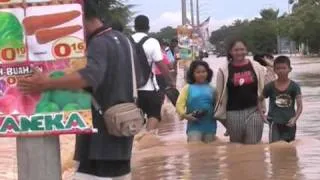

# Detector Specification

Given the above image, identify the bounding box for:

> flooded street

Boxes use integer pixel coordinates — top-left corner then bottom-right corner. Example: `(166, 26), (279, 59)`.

(132, 56), (320, 180)
(0, 56), (320, 180)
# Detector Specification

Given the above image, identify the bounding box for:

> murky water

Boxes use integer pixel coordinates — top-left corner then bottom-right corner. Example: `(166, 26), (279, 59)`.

(132, 56), (320, 180)
(0, 56), (320, 180)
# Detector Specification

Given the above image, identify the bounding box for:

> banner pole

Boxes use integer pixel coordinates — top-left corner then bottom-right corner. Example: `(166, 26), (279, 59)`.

(16, 136), (62, 180)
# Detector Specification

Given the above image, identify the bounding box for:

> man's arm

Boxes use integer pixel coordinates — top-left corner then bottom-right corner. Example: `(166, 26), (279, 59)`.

(47, 36), (108, 90)
(45, 72), (88, 90)
(18, 37), (108, 93)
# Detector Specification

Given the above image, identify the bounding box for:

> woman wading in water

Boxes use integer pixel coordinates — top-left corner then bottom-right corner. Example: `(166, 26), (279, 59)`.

(215, 39), (267, 144)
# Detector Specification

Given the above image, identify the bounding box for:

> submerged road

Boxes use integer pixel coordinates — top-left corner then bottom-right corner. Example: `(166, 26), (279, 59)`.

(1, 56), (320, 180)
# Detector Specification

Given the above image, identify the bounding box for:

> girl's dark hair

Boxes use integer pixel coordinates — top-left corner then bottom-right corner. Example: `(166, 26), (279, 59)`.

(226, 38), (248, 62)
(187, 60), (213, 84)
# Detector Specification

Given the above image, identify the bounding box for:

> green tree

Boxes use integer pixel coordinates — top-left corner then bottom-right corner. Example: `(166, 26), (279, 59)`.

(260, 8), (279, 21)
(286, 0), (320, 53)
(150, 26), (177, 42)
(95, 0), (134, 30)
(209, 8), (279, 55)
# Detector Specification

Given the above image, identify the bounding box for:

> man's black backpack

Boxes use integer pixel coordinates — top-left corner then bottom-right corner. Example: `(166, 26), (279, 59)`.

(129, 36), (152, 88)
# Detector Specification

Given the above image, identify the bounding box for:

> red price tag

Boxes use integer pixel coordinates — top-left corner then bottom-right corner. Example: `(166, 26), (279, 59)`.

(0, 47), (26, 63)
(52, 37), (85, 59)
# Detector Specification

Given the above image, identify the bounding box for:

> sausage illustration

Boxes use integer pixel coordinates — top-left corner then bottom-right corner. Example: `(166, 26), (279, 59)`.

(23, 10), (81, 35)
(35, 25), (82, 44)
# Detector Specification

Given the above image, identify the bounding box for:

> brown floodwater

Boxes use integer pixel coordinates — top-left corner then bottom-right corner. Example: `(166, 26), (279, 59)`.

(132, 56), (320, 180)
(1, 56), (320, 180)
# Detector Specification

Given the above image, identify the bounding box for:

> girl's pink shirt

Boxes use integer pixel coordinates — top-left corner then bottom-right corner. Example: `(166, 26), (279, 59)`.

(154, 51), (170, 75)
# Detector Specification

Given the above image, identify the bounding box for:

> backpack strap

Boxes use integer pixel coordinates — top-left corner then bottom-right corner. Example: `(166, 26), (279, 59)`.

(139, 36), (158, 91)
(138, 36), (150, 46)
(138, 36), (157, 91)
(128, 35), (135, 44)
(134, 35), (158, 91)
(127, 37), (138, 103)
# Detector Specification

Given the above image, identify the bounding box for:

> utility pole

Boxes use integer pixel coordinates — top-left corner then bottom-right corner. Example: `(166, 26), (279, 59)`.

(181, 0), (187, 25)
(190, 0), (194, 25)
(196, 0), (200, 25)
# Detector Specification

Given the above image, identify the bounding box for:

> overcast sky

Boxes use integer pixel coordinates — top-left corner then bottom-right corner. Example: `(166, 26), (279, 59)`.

(128, 0), (290, 32)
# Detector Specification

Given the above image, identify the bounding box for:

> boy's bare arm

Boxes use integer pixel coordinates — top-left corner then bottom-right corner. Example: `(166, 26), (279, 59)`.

(295, 95), (303, 121)
(287, 95), (303, 127)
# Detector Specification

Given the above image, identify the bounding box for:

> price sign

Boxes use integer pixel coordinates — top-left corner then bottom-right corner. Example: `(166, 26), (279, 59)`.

(0, 47), (27, 63)
(52, 36), (85, 59)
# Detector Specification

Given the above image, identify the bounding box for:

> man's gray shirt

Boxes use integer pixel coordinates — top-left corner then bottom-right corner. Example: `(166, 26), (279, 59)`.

(76, 29), (134, 161)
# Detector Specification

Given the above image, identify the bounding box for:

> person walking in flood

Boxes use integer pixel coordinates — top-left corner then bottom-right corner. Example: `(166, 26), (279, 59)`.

(176, 61), (217, 143)
(154, 38), (172, 91)
(259, 56), (303, 143)
(18, 1), (135, 179)
(131, 15), (173, 134)
(215, 39), (266, 144)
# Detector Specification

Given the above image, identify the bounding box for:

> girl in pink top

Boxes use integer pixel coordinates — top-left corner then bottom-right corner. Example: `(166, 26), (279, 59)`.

(155, 38), (172, 90)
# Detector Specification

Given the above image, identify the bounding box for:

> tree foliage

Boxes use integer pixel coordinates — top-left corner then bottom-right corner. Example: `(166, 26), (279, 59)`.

(150, 26), (177, 42)
(210, 8), (280, 55)
(95, 0), (134, 28)
(286, 0), (320, 53)
(210, 2), (320, 55)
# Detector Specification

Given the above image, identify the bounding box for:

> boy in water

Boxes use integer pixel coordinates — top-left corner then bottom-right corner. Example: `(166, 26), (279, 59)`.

(259, 56), (303, 143)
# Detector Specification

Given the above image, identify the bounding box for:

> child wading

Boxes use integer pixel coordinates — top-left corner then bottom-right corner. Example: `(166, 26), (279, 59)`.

(259, 56), (303, 143)
(176, 61), (217, 143)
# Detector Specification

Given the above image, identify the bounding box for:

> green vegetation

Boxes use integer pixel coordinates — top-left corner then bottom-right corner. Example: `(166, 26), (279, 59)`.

(210, 0), (320, 55)
(0, 12), (24, 49)
(150, 26), (177, 42)
(287, 0), (320, 53)
(95, 0), (134, 33)
(35, 71), (91, 113)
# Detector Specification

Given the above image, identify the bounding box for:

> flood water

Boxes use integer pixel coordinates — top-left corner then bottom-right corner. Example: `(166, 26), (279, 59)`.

(132, 56), (320, 180)
(1, 56), (320, 180)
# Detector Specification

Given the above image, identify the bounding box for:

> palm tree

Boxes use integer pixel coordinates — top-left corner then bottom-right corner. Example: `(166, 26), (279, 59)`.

(85, 0), (134, 27)
(97, 0), (134, 26)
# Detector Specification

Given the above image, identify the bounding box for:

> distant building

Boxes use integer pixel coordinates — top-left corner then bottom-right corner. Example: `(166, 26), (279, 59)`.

(279, 37), (296, 54)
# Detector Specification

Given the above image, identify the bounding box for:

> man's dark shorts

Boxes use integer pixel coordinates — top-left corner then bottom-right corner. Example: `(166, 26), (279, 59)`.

(270, 123), (296, 143)
(78, 160), (130, 177)
(138, 90), (164, 121)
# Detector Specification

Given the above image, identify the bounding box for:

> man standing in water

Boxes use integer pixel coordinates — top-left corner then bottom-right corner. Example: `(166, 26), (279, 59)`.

(132, 15), (173, 133)
(19, 1), (134, 179)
